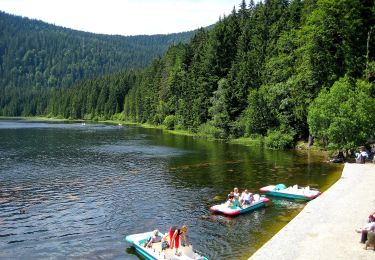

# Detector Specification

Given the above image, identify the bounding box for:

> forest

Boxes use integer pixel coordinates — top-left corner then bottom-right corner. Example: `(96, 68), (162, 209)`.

(1, 0), (375, 150)
(0, 11), (194, 116)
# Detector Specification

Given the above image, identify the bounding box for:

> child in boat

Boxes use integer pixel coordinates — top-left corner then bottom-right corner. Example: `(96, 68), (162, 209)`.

(226, 196), (241, 209)
(161, 233), (170, 250)
(233, 187), (240, 199)
(240, 189), (253, 207)
(227, 188), (240, 200)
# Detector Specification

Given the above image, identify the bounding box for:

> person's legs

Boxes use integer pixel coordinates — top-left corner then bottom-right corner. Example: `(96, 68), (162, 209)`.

(169, 227), (174, 245)
(361, 230), (368, 243)
(173, 236), (180, 255)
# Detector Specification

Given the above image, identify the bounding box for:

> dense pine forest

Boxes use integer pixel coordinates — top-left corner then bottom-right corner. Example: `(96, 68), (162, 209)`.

(1, 0), (375, 150)
(0, 11), (194, 115)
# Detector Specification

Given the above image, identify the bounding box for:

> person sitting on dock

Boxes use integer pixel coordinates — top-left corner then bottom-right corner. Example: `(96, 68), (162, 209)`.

(369, 211), (375, 222)
(240, 189), (253, 207)
(356, 217), (375, 244)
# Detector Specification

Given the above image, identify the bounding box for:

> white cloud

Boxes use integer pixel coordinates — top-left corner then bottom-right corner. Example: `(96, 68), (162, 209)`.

(0, 0), (244, 35)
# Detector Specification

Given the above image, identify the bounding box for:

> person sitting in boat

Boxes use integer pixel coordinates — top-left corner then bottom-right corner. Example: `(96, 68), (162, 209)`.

(233, 187), (240, 199)
(145, 229), (162, 247)
(227, 188), (240, 200)
(240, 189), (253, 207)
(226, 195), (241, 209)
(227, 191), (235, 200)
(160, 232), (171, 250)
(169, 225), (188, 256)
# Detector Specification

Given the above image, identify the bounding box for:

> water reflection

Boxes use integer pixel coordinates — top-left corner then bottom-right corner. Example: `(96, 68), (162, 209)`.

(0, 119), (342, 259)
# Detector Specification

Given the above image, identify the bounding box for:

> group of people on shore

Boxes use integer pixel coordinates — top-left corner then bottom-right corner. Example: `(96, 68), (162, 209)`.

(354, 144), (375, 164)
(144, 225), (188, 256)
(331, 145), (375, 164)
(226, 187), (255, 208)
(356, 210), (375, 250)
(355, 147), (370, 164)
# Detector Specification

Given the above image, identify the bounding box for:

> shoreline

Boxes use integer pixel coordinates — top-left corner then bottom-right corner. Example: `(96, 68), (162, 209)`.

(249, 163), (375, 260)
(0, 116), (330, 153)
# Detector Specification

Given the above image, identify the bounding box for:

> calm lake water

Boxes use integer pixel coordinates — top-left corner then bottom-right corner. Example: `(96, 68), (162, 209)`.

(0, 119), (342, 259)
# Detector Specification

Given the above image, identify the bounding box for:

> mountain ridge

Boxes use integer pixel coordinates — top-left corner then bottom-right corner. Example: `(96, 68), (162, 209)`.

(0, 11), (196, 89)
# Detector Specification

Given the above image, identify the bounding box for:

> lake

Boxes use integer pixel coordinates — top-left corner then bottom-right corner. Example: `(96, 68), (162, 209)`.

(0, 119), (342, 259)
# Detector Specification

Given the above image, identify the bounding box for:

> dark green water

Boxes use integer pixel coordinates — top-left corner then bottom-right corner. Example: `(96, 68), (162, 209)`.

(0, 119), (342, 259)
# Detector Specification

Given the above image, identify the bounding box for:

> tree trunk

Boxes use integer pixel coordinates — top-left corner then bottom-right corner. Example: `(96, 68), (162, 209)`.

(308, 134), (314, 147)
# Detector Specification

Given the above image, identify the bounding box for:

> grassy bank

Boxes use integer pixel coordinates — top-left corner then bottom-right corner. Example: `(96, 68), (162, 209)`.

(1, 116), (332, 156)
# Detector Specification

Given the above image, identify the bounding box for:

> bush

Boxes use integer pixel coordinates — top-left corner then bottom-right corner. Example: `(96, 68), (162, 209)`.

(83, 113), (93, 120)
(112, 112), (125, 121)
(197, 122), (224, 139)
(163, 115), (175, 130)
(308, 77), (375, 150)
(264, 129), (295, 149)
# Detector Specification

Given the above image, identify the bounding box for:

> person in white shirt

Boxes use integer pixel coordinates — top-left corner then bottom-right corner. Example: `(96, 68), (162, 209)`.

(356, 219), (375, 244)
(240, 189), (253, 207)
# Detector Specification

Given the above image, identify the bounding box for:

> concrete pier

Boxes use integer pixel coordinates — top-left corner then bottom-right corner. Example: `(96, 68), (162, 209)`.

(250, 163), (375, 260)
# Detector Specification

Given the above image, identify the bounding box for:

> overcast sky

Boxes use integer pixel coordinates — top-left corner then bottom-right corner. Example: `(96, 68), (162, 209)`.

(0, 0), (246, 36)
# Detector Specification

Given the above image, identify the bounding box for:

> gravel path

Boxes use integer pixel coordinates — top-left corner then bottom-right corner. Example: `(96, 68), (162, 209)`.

(250, 163), (375, 260)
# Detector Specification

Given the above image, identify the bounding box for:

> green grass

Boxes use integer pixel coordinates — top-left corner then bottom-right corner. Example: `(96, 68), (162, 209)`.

(230, 136), (263, 147)
(1, 116), (335, 155)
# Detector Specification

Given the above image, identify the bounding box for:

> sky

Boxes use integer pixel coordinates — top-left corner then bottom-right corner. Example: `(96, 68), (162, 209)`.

(0, 0), (244, 36)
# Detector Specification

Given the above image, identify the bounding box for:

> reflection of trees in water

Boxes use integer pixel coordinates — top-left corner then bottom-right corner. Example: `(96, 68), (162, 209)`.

(164, 138), (340, 205)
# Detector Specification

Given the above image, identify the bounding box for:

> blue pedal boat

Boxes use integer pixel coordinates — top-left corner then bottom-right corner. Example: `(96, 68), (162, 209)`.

(260, 184), (321, 200)
(210, 195), (270, 216)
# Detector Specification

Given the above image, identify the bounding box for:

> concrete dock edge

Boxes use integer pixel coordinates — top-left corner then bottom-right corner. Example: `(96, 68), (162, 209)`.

(249, 163), (375, 260)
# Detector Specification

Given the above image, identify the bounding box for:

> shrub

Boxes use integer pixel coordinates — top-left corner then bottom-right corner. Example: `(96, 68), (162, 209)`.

(163, 115), (175, 130)
(197, 122), (224, 139)
(112, 112), (125, 121)
(264, 129), (295, 149)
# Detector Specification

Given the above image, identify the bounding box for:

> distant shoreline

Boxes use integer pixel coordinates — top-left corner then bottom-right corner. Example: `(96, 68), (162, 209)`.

(0, 116), (330, 154)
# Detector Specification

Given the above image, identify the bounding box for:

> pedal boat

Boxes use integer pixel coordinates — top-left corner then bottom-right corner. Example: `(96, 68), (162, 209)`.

(210, 195), (270, 216)
(260, 184), (321, 200)
(125, 230), (207, 260)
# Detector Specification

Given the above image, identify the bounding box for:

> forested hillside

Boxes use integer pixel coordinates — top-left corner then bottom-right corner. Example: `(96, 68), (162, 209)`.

(2, 0), (375, 150)
(118, 0), (374, 149)
(0, 11), (194, 88)
(0, 11), (194, 115)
